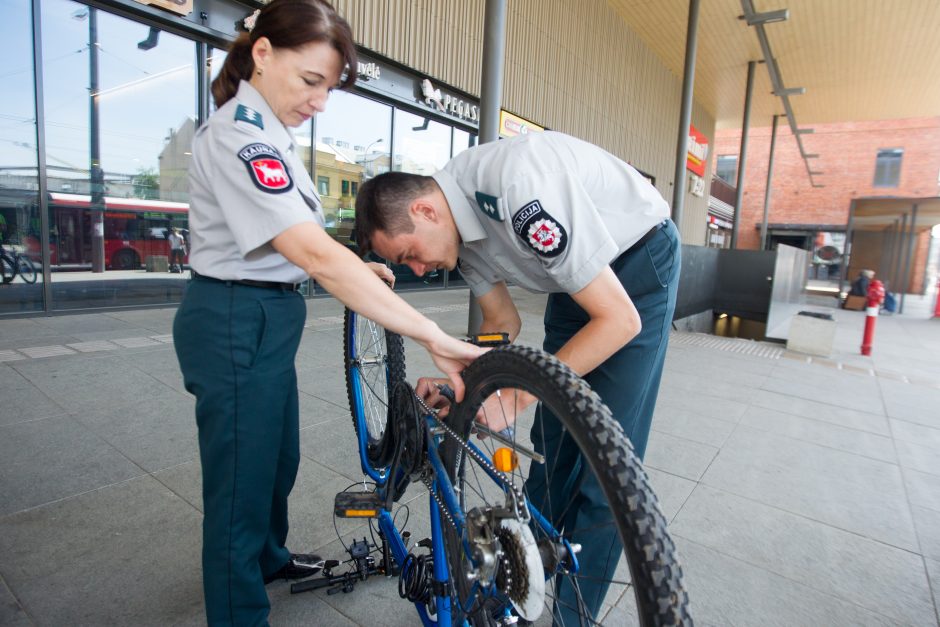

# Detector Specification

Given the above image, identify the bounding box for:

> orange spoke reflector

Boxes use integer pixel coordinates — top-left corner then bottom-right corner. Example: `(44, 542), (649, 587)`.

(492, 447), (519, 472)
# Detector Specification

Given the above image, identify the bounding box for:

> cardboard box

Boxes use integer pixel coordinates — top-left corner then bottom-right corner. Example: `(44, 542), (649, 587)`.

(843, 295), (866, 311)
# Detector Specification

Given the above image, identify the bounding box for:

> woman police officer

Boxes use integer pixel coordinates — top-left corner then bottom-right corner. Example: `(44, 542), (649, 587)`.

(172, 2), (483, 624)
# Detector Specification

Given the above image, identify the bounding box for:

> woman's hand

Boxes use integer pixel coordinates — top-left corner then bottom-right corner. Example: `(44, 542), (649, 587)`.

(418, 334), (486, 402)
(366, 261), (395, 287)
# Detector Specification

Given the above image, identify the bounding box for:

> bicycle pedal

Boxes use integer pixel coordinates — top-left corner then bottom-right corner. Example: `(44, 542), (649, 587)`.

(468, 332), (510, 347)
(334, 491), (383, 518)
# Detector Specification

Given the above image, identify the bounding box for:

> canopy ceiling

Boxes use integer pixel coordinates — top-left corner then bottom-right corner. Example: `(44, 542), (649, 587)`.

(609, 0), (940, 130)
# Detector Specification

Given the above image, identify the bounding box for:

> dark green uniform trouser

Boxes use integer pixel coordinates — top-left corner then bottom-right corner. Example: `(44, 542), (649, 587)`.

(525, 220), (680, 624)
(174, 277), (306, 626)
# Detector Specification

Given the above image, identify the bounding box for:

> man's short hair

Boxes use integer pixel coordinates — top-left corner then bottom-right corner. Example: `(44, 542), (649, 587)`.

(354, 172), (437, 258)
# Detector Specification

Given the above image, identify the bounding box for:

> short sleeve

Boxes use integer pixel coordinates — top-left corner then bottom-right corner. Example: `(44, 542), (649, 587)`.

(503, 171), (619, 293)
(201, 121), (316, 256)
(457, 248), (499, 297)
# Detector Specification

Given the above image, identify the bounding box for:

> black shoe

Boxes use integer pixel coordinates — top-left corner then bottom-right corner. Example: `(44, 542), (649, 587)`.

(263, 553), (324, 584)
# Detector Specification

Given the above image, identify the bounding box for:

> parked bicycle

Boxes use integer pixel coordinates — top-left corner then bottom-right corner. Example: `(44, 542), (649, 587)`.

(290, 309), (691, 626)
(0, 244), (37, 284)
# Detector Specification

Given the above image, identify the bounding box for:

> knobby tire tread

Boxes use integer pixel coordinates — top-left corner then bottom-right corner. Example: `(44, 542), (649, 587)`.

(343, 308), (406, 468)
(442, 345), (691, 626)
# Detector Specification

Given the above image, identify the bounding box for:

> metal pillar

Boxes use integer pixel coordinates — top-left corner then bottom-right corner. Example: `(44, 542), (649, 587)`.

(89, 8), (105, 272)
(731, 60), (756, 249)
(899, 204), (918, 314)
(670, 0), (701, 232)
(32, 0), (53, 309)
(879, 222), (896, 285)
(758, 114), (780, 251)
(468, 0), (507, 335)
(839, 198), (856, 297)
(892, 213), (908, 293)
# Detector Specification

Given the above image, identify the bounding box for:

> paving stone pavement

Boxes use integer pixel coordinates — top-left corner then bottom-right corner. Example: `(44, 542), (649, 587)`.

(0, 287), (938, 626)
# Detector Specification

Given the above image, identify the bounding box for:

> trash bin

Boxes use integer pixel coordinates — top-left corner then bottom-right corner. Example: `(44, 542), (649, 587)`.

(786, 310), (837, 357)
(146, 255), (169, 273)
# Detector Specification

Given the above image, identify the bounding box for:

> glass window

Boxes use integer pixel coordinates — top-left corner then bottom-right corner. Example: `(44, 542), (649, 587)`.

(452, 127), (477, 158)
(317, 176), (330, 196)
(393, 110), (451, 175)
(341, 179), (350, 196)
(41, 0), (197, 309)
(873, 148), (902, 188)
(313, 89), (392, 253)
(208, 47), (227, 113)
(0, 0), (44, 313)
(715, 155), (737, 184)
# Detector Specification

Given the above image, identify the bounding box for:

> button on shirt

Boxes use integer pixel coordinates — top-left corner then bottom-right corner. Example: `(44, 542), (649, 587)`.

(432, 131), (670, 297)
(188, 80), (323, 284)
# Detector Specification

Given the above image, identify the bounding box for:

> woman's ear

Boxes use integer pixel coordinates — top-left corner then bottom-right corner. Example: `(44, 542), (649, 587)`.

(251, 37), (273, 73)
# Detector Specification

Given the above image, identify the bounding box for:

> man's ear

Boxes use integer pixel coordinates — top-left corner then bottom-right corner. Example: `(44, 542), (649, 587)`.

(410, 199), (438, 223)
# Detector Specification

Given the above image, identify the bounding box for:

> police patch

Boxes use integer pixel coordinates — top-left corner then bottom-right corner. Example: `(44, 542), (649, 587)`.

(235, 104), (264, 130)
(238, 143), (293, 194)
(511, 200), (567, 257)
(474, 191), (503, 221)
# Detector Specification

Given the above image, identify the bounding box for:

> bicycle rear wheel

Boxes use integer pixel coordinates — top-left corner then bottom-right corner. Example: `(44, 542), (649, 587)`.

(344, 308), (406, 468)
(440, 345), (690, 626)
(16, 256), (37, 284)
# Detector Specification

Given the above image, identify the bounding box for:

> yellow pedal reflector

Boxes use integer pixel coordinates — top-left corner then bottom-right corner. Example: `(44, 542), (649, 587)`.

(343, 509), (378, 518)
(493, 447), (519, 472)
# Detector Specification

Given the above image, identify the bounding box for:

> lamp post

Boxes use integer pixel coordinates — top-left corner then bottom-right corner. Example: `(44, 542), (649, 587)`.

(362, 138), (384, 176)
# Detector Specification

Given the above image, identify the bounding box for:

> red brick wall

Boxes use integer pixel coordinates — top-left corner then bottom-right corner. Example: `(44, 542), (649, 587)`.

(714, 117), (940, 293)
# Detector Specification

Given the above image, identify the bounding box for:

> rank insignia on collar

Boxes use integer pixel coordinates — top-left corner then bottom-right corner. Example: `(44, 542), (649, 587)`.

(235, 104), (264, 130)
(474, 191), (503, 221)
(511, 200), (567, 257)
(238, 143), (293, 194)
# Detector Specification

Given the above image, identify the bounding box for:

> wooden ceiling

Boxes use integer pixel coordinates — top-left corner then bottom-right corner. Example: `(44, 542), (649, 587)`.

(608, 0), (940, 129)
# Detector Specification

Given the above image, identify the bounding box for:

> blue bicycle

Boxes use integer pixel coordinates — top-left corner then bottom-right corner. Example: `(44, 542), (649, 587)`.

(290, 310), (691, 626)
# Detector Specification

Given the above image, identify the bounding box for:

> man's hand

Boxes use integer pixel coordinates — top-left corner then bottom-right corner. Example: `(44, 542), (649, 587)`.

(475, 388), (537, 435)
(416, 377), (453, 416)
(366, 261), (395, 287)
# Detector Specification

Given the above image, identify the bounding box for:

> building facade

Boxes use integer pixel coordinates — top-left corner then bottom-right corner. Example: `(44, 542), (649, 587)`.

(713, 117), (940, 293)
(1, 0), (714, 315)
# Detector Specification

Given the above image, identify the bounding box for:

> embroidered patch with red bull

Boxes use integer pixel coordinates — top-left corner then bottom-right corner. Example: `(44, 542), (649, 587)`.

(511, 200), (567, 257)
(238, 143), (293, 194)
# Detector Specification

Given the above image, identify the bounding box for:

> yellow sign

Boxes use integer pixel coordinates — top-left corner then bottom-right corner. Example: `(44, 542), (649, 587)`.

(499, 110), (544, 139)
(136, 0), (193, 17)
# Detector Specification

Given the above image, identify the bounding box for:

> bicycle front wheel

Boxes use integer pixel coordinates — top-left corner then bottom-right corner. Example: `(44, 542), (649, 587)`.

(441, 345), (690, 626)
(16, 256), (37, 284)
(344, 308), (406, 469)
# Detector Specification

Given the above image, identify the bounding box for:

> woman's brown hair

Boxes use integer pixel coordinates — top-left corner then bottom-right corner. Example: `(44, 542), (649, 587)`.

(211, 0), (358, 108)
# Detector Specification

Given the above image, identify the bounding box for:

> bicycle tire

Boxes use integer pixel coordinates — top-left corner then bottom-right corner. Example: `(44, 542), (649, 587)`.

(440, 345), (690, 626)
(343, 308), (406, 468)
(16, 256), (37, 284)
(0, 255), (12, 284)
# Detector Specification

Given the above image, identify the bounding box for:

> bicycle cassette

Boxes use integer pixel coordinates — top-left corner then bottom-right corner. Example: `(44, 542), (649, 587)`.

(497, 517), (545, 621)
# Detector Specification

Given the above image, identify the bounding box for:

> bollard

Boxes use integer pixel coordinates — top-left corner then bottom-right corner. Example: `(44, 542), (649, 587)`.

(861, 279), (885, 356)
(934, 279), (940, 318)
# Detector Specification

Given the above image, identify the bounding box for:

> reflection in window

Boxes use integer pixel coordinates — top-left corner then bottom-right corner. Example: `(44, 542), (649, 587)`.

(39, 0), (197, 310)
(313, 90), (391, 248)
(317, 176), (330, 196)
(0, 0), (44, 313)
(393, 110), (451, 174)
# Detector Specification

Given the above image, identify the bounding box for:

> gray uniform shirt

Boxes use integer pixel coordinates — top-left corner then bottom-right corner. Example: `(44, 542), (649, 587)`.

(432, 131), (670, 297)
(188, 81), (323, 283)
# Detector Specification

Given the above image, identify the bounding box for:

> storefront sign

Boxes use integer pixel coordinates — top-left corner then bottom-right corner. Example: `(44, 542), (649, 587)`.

(358, 61), (381, 81)
(686, 124), (709, 177)
(134, 0), (192, 16)
(499, 110), (544, 138)
(419, 79), (478, 123)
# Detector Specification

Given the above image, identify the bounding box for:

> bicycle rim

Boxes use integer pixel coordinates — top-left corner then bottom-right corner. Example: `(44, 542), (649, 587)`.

(441, 345), (690, 626)
(343, 308), (406, 468)
(17, 257), (37, 284)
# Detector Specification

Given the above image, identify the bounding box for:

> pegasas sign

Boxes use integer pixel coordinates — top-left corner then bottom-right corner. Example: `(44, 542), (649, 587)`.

(420, 79), (479, 123)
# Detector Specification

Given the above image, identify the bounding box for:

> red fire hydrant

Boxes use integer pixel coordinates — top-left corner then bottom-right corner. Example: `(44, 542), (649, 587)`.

(861, 279), (885, 356)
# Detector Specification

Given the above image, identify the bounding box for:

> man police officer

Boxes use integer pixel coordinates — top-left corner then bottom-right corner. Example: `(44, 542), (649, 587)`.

(353, 130), (681, 622)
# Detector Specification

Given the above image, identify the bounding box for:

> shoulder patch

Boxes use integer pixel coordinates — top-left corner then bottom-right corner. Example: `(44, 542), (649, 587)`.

(238, 143), (293, 194)
(511, 200), (567, 257)
(474, 191), (503, 221)
(235, 104), (264, 130)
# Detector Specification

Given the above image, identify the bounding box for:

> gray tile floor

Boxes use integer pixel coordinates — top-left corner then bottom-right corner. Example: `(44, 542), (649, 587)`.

(1, 287), (939, 626)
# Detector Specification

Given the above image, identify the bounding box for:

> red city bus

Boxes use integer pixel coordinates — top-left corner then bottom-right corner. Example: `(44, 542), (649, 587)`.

(48, 192), (189, 269)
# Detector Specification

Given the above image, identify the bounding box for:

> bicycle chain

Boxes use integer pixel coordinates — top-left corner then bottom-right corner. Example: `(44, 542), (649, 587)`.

(413, 393), (529, 523)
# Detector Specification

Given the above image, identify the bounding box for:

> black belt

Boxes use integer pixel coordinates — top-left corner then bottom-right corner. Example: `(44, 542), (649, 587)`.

(191, 270), (300, 292)
(622, 220), (668, 257)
